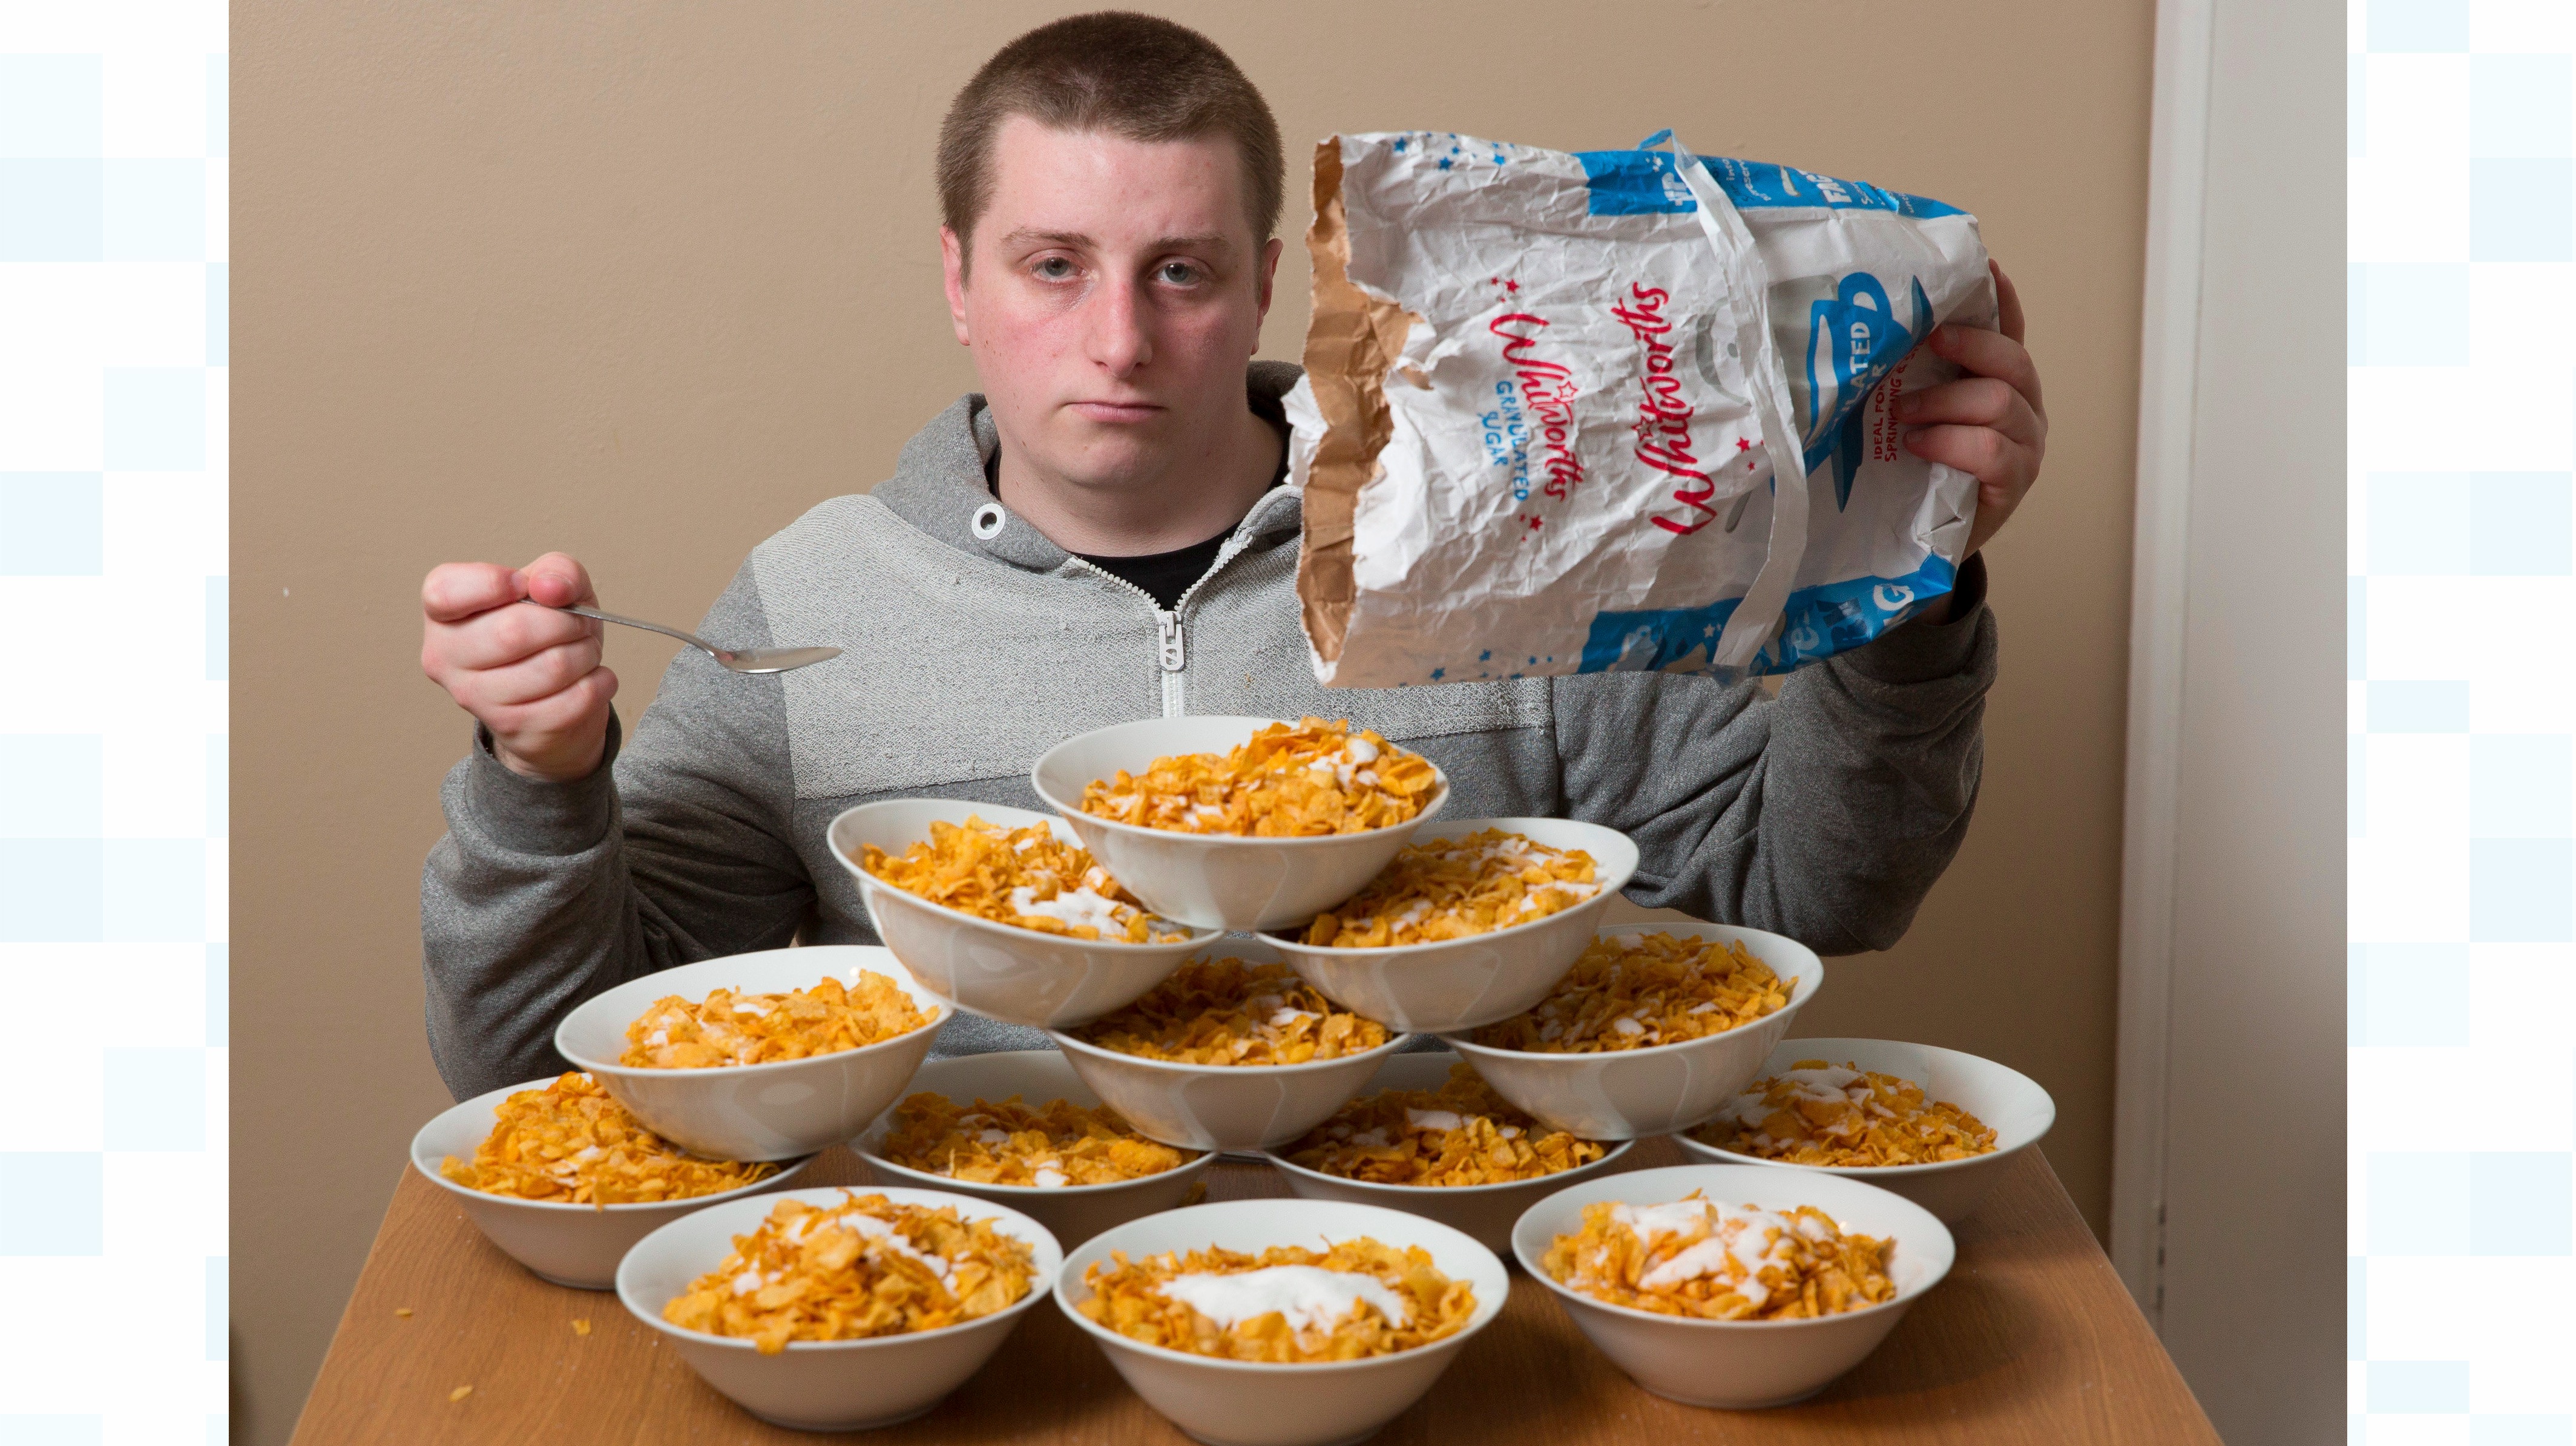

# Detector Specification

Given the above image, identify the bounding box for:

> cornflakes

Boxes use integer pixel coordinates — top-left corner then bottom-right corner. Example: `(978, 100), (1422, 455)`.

(1542, 1192), (1896, 1321)
(1692, 1061), (1999, 1167)
(1078, 717), (1441, 836)
(1471, 933), (1789, 1053)
(438, 1073), (780, 1205)
(662, 1192), (1035, 1354)
(620, 974), (932, 1069)
(1283, 1062), (1605, 1186)
(1069, 956), (1390, 1065)
(1078, 1237), (1476, 1362)
(1302, 830), (1599, 948)
(875, 1093), (1195, 1187)
(858, 815), (1188, 943)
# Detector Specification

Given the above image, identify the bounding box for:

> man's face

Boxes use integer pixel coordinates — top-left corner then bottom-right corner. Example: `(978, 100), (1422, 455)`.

(943, 116), (1281, 490)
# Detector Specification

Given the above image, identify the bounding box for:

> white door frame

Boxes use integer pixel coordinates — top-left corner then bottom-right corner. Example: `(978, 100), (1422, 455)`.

(2109, 0), (2217, 1323)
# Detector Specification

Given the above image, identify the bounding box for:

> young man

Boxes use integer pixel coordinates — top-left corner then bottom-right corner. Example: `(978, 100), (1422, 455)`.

(417, 13), (2046, 1100)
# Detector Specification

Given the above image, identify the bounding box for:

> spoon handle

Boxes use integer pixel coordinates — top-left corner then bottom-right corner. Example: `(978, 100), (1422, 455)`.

(556, 605), (718, 659)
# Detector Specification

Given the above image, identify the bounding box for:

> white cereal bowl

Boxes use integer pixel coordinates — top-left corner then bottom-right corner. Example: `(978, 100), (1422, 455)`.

(1057, 1198), (1510, 1446)
(1438, 922), (1825, 1140)
(554, 945), (949, 1162)
(1669, 1037), (2057, 1225)
(1264, 818), (1641, 1035)
(1030, 715), (1450, 932)
(853, 1049), (1219, 1247)
(1045, 940), (1417, 1153)
(617, 1184), (1063, 1432)
(1258, 1051), (1635, 1257)
(1513, 1163), (1954, 1409)
(829, 798), (1219, 1028)
(409, 1079), (820, 1289)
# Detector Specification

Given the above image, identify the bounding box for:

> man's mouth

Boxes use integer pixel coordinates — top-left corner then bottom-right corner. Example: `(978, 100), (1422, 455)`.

(1068, 400), (1163, 424)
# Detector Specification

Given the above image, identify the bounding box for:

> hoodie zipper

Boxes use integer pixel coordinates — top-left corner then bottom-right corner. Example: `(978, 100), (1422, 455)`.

(1066, 488), (1300, 720)
(1066, 565), (1195, 717)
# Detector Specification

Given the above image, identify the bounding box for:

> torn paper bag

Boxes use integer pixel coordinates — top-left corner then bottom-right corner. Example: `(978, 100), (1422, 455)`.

(1289, 130), (1995, 687)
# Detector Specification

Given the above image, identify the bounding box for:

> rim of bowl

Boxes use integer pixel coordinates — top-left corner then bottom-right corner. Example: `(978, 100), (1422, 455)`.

(1045, 1023), (1421, 1078)
(853, 1074), (1221, 1198)
(1669, 1129), (2046, 1180)
(1030, 720), (1453, 850)
(415, 1148), (821, 1215)
(409, 1088), (824, 1214)
(1037, 781), (1455, 851)
(1512, 1189), (1954, 1331)
(1057, 1294), (1500, 1375)
(1437, 959), (1826, 1066)
(852, 867), (1221, 953)
(1258, 1138), (1637, 1198)
(558, 977), (952, 1082)
(1257, 822), (1641, 960)
(1432, 922), (1834, 1062)
(1054, 1232), (1508, 1373)
(625, 1190), (1063, 1353)
(1517, 1249), (1935, 1331)
(855, 1143), (1218, 1198)
(1665, 1039), (2057, 1178)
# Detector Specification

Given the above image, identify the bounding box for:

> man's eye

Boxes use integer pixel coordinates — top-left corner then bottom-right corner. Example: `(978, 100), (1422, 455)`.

(1034, 257), (1076, 280)
(1158, 261), (1200, 284)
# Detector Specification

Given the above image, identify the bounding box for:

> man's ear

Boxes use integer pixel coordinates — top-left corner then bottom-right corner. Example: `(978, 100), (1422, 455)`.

(940, 227), (973, 347)
(1254, 235), (1284, 327)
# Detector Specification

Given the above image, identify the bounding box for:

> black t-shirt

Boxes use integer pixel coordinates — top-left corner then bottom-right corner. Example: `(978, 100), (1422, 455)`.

(987, 400), (1290, 613)
(1075, 531), (1234, 612)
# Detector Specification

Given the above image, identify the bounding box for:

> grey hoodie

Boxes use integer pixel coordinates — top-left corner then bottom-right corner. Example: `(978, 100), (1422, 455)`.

(421, 362), (1995, 1102)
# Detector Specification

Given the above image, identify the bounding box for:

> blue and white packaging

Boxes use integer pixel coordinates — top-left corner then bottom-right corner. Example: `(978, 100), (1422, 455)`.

(1288, 131), (1995, 687)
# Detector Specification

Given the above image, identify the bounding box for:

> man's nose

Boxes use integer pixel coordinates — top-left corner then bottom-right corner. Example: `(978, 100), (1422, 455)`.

(1083, 272), (1154, 378)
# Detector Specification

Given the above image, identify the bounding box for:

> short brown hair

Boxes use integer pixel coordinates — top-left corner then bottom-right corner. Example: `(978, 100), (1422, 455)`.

(937, 12), (1284, 261)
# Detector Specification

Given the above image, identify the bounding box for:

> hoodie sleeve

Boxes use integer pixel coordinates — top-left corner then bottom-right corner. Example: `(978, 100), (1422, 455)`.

(1551, 553), (1996, 955)
(418, 560), (813, 1099)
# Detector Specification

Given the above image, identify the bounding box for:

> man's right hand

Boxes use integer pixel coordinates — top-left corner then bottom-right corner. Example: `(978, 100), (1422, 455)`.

(420, 552), (619, 782)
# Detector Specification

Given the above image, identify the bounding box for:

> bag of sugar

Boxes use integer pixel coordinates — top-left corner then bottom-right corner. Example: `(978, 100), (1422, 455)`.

(1288, 130), (1997, 687)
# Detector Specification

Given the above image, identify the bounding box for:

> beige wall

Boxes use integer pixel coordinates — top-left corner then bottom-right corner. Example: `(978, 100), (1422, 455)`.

(233, 2), (2152, 1440)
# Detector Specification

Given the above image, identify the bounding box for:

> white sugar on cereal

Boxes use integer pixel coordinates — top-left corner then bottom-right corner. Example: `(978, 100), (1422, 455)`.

(1158, 1265), (1410, 1333)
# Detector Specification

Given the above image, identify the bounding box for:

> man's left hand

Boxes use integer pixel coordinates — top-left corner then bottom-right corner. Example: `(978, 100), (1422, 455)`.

(1896, 260), (2046, 560)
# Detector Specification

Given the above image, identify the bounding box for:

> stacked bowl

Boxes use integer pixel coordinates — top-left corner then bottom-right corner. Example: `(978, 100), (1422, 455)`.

(404, 712), (2053, 1436)
(414, 945), (948, 1290)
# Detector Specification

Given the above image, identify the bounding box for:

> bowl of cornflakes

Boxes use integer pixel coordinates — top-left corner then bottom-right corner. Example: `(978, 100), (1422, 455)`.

(1259, 1052), (1633, 1255)
(554, 945), (949, 1162)
(1045, 943), (1416, 1151)
(410, 1073), (821, 1289)
(1438, 923), (1825, 1139)
(1513, 1164), (1954, 1408)
(1263, 819), (1640, 1034)
(1672, 1037), (2055, 1224)
(854, 1049), (1217, 1246)
(1031, 715), (1450, 932)
(829, 800), (1220, 1028)
(617, 1186), (1061, 1431)
(1055, 1198), (1509, 1446)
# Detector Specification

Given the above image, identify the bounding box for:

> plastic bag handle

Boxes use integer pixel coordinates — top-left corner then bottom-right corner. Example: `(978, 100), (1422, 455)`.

(1659, 134), (1813, 672)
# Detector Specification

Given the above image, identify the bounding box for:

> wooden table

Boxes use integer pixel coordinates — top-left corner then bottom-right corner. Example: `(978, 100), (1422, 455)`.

(291, 1140), (2216, 1444)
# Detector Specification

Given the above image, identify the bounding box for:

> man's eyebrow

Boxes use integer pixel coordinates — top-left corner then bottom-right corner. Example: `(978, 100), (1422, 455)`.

(1142, 233), (1237, 257)
(994, 228), (1237, 258)
(997, 228), (1094, 250)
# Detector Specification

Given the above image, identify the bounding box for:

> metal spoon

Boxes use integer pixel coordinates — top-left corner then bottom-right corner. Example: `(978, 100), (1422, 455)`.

(555, 605), (841, 674)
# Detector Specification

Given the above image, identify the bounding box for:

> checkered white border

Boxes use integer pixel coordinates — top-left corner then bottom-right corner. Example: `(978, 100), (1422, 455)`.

(1, 3), (229, 1444)
(2350, 1), (2576, 1439)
